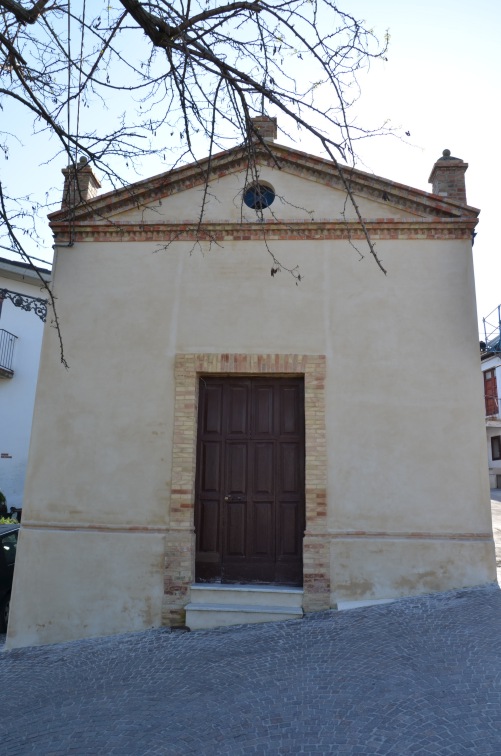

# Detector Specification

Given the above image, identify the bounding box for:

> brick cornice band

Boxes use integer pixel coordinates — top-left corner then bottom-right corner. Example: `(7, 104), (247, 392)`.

(51, 219), (476, 245)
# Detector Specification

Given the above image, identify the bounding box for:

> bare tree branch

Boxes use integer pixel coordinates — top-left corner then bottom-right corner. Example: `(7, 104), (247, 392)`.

(0, 181), (68, 367)
(0, 0), (51, 26)
(0, 0), (392, 363)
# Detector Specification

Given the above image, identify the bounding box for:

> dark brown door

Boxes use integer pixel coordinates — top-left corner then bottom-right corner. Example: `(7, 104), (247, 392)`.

(195, 377), (305, 585)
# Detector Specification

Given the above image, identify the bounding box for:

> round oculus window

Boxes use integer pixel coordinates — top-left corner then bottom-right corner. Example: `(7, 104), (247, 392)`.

(243, 183), (275, 210)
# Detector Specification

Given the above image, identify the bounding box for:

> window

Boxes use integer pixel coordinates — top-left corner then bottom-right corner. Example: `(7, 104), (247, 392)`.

(492, 436), (501, 461)
(484, 369), (499, 415)
(243, 183), (275, 210)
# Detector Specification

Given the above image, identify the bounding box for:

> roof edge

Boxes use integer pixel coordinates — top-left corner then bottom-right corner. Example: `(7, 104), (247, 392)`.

(48, 142), (479, 226)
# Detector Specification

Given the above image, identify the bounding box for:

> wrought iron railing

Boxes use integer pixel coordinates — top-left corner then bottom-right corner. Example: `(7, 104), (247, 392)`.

(0, 329), (17, 376)
(0, 288), (47, 322)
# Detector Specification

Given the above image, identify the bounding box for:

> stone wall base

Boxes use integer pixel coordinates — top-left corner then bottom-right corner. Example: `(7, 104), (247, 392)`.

(302, 531), (331, 612)
(329, 536), (496, 604)
(162, 529), (195, 626)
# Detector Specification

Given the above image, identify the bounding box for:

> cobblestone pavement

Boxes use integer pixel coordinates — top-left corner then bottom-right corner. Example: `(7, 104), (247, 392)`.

(1, 503), (500, 755)
(2, 584), (501, 755)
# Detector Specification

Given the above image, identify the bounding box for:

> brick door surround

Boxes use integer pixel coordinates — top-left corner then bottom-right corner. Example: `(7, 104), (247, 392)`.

(162, 353), (328, 625)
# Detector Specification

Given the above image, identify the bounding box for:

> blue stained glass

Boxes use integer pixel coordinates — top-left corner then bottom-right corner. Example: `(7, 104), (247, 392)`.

(243, 183), (275, 210)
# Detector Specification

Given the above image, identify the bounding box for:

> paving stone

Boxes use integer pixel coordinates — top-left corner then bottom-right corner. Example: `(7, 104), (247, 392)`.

(1, 583), (501, 754)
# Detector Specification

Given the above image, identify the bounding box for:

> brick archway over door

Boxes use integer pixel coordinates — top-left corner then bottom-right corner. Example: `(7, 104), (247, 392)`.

(162, 353), (328, 625)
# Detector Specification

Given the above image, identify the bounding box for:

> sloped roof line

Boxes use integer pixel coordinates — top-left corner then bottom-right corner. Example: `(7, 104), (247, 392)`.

(48, 141), (479, 225)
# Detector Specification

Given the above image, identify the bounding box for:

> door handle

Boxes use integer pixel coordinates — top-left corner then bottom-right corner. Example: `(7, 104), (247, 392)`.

(224, 495), (245, 502)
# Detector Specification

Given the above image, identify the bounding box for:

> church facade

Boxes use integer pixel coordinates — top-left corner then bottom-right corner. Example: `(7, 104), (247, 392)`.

(6, 121), (495, 647)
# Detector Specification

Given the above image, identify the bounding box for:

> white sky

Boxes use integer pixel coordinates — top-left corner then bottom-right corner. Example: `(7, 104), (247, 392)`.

(346, 0), (501, 335)
(1, 0), (499, 334)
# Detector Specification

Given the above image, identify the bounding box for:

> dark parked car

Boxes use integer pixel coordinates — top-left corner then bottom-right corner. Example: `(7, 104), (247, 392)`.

(0, 524), (19, 632)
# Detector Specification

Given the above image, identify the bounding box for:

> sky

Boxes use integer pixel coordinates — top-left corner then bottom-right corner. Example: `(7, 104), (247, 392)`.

(345, 0), (501, 336)
(1, 0), (500, 334)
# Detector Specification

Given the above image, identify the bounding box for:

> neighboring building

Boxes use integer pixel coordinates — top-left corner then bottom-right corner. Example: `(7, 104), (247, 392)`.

(6, 121), (496, 648)
(480, 306), (501, 488)
(0, 258), (50, 510)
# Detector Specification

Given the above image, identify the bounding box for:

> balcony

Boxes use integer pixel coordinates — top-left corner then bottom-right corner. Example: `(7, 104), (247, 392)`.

(0, 329), (17, 378)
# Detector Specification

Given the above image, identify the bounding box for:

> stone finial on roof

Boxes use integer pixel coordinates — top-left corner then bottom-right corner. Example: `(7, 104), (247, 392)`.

(428, 149), (468, 204)
(61, 156), (101, 210)
(250, 115), (277, 142)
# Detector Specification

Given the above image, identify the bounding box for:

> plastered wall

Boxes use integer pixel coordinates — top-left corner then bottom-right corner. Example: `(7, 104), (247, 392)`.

(6, 182), (495, 647)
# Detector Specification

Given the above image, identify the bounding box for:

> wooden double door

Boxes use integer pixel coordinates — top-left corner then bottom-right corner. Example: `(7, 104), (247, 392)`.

(195, 377), (305, 585)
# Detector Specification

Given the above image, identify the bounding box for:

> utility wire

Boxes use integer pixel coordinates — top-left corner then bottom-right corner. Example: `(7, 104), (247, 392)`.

(76, 0), (86, 160)
(67, 0), (71, 161)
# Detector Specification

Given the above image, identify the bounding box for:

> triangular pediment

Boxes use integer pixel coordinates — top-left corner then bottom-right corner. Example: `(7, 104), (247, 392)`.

(49, 142), (479, 229)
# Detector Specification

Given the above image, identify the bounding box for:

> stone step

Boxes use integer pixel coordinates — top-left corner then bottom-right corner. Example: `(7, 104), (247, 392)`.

(185, 602), (303, 631)
(189, 584), (303, 608)
(185, 584), (304, 630)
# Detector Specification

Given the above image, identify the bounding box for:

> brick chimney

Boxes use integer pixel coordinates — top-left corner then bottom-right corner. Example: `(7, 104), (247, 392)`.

(250, 115), (277, 142)
(61, 156), (101, 209)
(428, 149), (468, 204)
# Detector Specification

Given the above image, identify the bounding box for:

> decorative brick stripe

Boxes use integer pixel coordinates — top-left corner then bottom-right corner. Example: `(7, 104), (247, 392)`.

(21, 520), (171, 534)
(162, 530), (196, 626)
(327, 530), (492, 541)
(302, 533), (331, 612)
(162, 353), (329, 624)
(51, 219), (476, 244)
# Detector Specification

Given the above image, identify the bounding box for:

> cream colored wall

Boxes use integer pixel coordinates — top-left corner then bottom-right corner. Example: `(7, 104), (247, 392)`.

(324, 240), (490, 535)
(10, 527), (166, 645)
(6, 194), (495, 648)
(330, 539), (495, 601)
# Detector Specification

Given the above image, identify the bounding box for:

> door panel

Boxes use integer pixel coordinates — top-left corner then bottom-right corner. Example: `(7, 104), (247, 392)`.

(280, 385), (301, 435)
(254, 442), (274, 494)
(250, 500), (274, 557)
(280, 443), (301, 493)
(197, 499), (220, 554)
(195, 377), (305, 585)
(227, 384), (249, 435)
(278, 500), (301, 557)
(226, 442), (248, 494)
(254, 384), (274, 435)
(203, 383), (224, 434)
(200, 442), (221, 492)
(227, 501), (246, 556)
